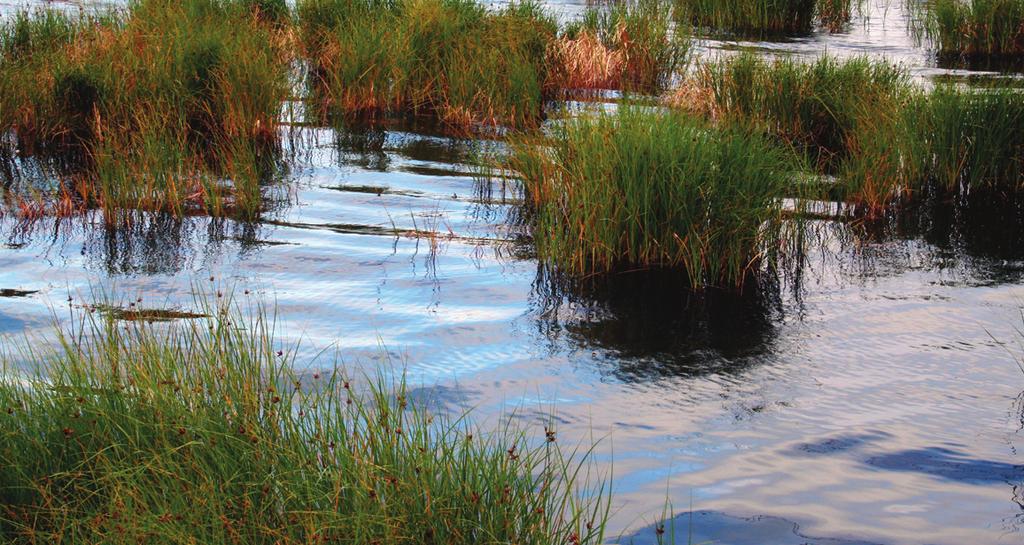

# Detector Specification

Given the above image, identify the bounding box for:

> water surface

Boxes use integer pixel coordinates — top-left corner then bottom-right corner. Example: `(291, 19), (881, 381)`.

(3, 2), (1024, 544)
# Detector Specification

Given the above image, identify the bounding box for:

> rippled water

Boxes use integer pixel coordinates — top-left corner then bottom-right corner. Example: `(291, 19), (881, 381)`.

(3, 2), (1024, 544)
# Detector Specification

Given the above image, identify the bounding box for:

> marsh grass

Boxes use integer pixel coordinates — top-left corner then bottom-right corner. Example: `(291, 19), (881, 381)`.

(299, 0), (688, 130)
(555, 0), (690, 93)
(675, 0), (861, 36)
(298, 0), (558, 131)
(919, 85), (1024, 192)
(693, 54), (911, 174)
(506, 106), (805, 288)
(843, 84), (1024, 208)
(911, 0), (1024, 58)
(0, 293), (610, 544)
(0, 0), (291, 219)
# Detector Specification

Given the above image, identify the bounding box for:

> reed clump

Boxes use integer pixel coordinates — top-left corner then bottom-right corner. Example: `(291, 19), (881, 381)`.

(689, 53), (911, 173)
(674, 0), (860, 36)
(842, 84), (1024, 208)
(553, 0), (689, 93)
(0, 0), (291, 218)
(298, 0), (558, 131)
(506, 106), (803, 288)
(298, 0), (688, 130)
(911, 0), (1024, 58)
(0, 295), (609, 544)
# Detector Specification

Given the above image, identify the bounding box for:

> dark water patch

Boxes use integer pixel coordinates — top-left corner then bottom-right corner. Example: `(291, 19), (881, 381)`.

(532, 266), (781, 382)
(263, 219), (509, 246)
(325, 184), (409, 197)
(404, 384), (476, 412)
(620, 510), (884, 545)
(229, 236), (296, 247)
(0, 288), (37, 297)
(929, 73), (1024, 88)
(94, 304), (208, 322)
(865, 447), (1024, 485)
(792, 431), (892, 456)
(935, 53), (1024, 76)
(400, 164), (468, 178)
(849, 192), (1024, 280)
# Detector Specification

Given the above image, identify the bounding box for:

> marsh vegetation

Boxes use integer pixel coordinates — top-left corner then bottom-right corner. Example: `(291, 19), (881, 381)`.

(0, 0), (291, 218)
(910, 0), (1024, 59)
(3, 0), (1024, 542)
(0, 297), (609, 544)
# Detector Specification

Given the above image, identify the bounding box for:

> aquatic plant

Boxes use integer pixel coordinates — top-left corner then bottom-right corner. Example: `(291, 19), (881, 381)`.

(690, 53), (911, 173)
(299, 0), (688, 129)
(506, 106), (804, 288)
(674, 0), (861, 35)
(298, 0), (558, 131)
(554, 0), (690, 92)
(0, 0), (291, 218)
(911, 0), (1024, 58)
(921, 85), (1024, 192)
(0, 293), (610, 544)
(843, 84), (1024, 208)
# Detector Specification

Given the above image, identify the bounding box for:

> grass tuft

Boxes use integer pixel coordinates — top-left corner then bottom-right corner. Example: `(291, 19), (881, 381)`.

(298, 0), (558, 131)
(0, 0), (291, 219)
(0, 294), (610, 544)
(842, 84), (1024, 208)
(674, 0), (861, 36)
(911, 0), (1024, 59)
(556, 0), (689, 93)
(691, 53), (910, 173)
(506, 106), (804, 288)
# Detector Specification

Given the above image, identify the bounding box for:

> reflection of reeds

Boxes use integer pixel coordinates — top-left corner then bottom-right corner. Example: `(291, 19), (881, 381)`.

(0, 292), (610, 544)
(844, 84), (1024, 209)
(506, 106), (805, 288)
(910, 0), (1024, 58)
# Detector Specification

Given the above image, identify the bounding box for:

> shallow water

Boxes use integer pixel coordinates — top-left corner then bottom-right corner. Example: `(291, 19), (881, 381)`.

(3, 2), (1024, 544)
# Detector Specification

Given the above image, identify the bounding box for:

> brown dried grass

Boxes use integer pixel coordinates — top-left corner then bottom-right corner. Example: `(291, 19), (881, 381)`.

(549, 30), (625, 91)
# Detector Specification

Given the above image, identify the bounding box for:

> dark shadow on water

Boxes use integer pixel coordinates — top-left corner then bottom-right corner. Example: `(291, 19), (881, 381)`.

(790, 431), (892, 456)
(0, 288), (38, 298)
(843, 191), (1024, 285)
(865, 447), (1024, 485)
(531, 266), (782, 382)
(935, 52), (1024, 76)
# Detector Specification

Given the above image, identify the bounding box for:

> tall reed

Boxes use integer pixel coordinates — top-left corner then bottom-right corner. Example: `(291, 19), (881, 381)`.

(506, 106), (804, 288)
(842, 84), (1024, 208)
(0, 293), (610, 544)
(674, 0), (860, 35)
(692, 53), (911, 173)
(555, 0), (690, 92)
(911, 0), (1024, 58)
(298, 0), (558, 131)
(0, 0), (291, 218)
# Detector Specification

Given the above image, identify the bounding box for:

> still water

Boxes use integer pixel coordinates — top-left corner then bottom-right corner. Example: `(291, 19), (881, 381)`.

(3, 1), (1024, 543)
